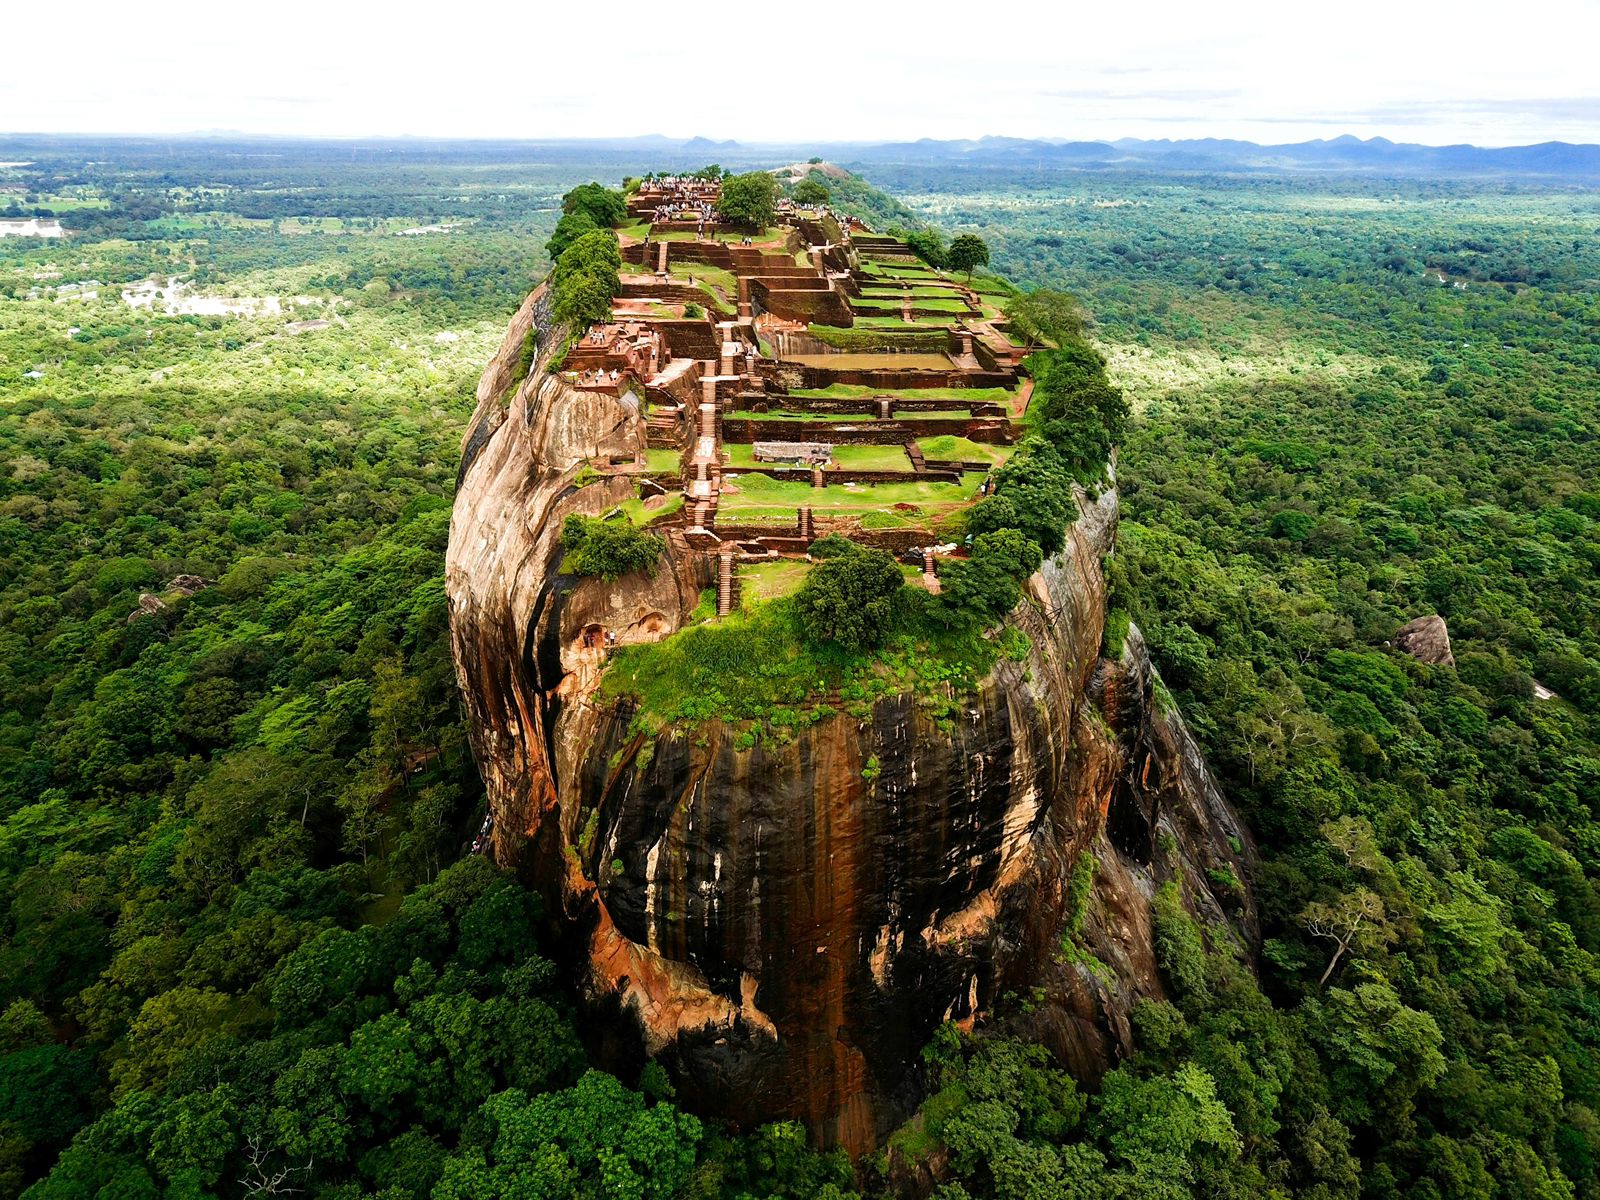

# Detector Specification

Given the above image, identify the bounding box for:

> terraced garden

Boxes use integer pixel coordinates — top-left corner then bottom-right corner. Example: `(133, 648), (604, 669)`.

(582, 183), (1028, 624)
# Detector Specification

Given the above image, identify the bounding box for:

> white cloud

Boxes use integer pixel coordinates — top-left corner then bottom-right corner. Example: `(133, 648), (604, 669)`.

(4, 0), (1599, 145)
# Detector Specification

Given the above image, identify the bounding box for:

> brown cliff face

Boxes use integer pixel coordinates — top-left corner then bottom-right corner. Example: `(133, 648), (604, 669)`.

(446, 303), (1256, 1154)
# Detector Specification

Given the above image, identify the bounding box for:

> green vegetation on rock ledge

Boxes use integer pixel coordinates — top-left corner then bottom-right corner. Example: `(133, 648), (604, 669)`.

(601, 592), (1008, 737)
(549, 227), (622, 330)
(559, 514), (663, 582)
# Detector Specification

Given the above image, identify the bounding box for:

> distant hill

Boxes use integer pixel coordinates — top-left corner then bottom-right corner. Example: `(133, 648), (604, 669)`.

(841, 133), (1600, 179)
(4, 131), (1596, 182)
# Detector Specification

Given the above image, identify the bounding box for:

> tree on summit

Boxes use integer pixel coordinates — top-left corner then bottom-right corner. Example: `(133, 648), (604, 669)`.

(795, 543), (904, 650)
(561, 182), (627, 227)
(546, 182), (626, 260)
(550, 231), (621, 329)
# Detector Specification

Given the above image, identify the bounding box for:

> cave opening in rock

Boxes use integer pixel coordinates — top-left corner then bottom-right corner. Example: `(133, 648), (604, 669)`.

(1106, 778), (1153, 865)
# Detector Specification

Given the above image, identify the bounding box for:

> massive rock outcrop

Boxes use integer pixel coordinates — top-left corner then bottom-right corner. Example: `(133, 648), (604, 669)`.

(447, 292), (1256, 1154)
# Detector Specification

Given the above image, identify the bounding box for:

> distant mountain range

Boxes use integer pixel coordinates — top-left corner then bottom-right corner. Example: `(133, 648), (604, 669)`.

(834, 134), (1600, 178)
(5, 131), (1598, 180)
(552, 133), (1600, 179)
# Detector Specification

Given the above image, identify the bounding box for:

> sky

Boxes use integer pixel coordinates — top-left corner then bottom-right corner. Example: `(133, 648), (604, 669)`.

(6, 0), (1600, 147)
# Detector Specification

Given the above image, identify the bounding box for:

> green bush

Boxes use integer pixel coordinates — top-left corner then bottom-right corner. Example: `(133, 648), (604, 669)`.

(717, 172), (779, 228)
(933, 528), (1042, 630)
(902, 228), (947, 268)
(562, 182), (627, 227)
(794, 178), (830, 206)
(544, 183), (627, 261)
(560, 515), (663, 581)
(545, 209), (598, 262)
(550, 230), (622, 330)
(796, 544), (906, 651)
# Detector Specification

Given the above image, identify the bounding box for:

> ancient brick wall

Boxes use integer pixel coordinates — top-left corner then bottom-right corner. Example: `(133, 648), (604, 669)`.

(654, 320), (722, 362)
(750, 281), (854, 326)
(723, 417), (1010, 443)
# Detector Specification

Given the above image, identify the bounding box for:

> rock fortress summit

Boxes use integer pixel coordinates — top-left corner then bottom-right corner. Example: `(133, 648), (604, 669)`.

(445, 166), (1257, 1154)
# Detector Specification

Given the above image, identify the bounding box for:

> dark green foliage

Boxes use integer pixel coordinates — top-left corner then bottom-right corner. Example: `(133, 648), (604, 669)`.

(545, 182), (626, 261)
(793, 178), (830, 206)
(795, 544), (905, 650)
(967, 442), (1076, 555)
(716, 172), (779, 229)
(932, 528), (1042, 629)
(907, 1023), (1246, 1196)
(560, 515), (663, 581)
(903, 228), (947, 268)
(1025, 342), (1129, 476)
(545, 208), (599, 262)
(561, 182), (628, 228)
(1005, 288), (1086, 347)
(1151, 882), (1210, 1002)
(432, 1070), (702, 1198)
(686, 1121), (858, 1199)
(550, 229), (622, 330)
(807, 533), (857, 559)
(947, 234), (990, 279)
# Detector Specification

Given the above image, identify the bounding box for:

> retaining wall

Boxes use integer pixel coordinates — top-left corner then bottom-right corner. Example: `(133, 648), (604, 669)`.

(723, 417), (1015, 443)
(731, 394), (1005, 418)
(653, 320), (722, 362)
(722, 465), (963, 486)
(751, 281), (854, 326)
(754, 360), (1014, 391)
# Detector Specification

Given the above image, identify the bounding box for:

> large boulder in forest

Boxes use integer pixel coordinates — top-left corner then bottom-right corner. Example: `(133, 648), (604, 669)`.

(1395, 614), (1455, 666)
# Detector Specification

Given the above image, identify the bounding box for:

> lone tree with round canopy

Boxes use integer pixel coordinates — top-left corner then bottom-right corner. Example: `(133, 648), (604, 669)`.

(948, 233), (990, 280)
(717, 172), (779, 230)
(793, 177), (830, 206)
(795, 543), (905, 650)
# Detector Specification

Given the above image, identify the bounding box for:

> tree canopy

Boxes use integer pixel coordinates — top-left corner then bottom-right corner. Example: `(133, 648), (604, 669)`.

(550, 230), (621, 330)
(546, 183), (626, 261)
(793, 178), (831, 206)
(947, 234), (990, 279)
(717, 172), (779, 229)
(560, 515), (663, 582)
(795, 544), (906, 650)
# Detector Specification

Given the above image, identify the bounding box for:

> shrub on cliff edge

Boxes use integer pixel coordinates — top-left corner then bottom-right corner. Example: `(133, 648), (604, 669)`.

(561, 515), (662, 582)
(550, 231), (621, 330)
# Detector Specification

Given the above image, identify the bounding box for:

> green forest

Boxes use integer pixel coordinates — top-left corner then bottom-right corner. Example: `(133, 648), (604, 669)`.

(1, 141), (1598, 1198)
